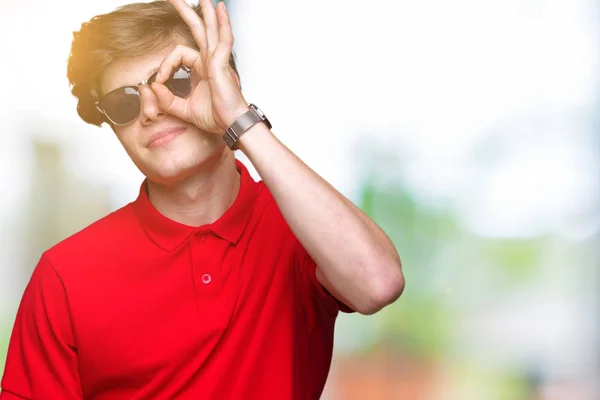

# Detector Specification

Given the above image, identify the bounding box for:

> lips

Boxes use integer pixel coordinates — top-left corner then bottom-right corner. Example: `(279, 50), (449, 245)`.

(147, 126), (186, 148)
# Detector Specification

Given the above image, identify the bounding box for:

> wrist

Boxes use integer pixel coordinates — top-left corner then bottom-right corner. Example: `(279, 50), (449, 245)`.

(222, 104), (250, 130)
(222, 103), (272, 151)
(237, 122), (275, 154)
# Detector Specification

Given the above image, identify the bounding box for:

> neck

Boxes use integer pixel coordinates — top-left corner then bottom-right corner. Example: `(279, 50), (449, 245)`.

(146, 153), (240, 227)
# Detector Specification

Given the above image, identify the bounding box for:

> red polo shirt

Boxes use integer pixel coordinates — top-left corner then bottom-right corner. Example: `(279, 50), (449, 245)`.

(1, 160), (350, 400)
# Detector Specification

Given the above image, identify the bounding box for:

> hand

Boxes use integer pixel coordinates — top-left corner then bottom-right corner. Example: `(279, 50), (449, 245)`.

(151, 0), (248, 134)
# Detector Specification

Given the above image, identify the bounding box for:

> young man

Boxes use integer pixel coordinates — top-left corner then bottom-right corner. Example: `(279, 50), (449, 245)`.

(1, 0), (404, 398)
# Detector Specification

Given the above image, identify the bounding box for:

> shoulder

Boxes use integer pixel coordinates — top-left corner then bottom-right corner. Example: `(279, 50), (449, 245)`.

(43, 202), (138, 273)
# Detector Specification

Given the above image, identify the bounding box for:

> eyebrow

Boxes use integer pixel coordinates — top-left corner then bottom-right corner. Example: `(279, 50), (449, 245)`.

(144, 67), (159, 80)
(120, 66), (160, 88)
(103, 67), (160, 97)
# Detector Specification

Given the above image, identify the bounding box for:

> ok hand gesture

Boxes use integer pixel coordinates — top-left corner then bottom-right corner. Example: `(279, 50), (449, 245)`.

(151, 0), (248, 134)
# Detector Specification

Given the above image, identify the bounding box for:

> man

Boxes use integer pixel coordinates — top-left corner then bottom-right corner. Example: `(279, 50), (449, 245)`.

(1, 0), (404, 398)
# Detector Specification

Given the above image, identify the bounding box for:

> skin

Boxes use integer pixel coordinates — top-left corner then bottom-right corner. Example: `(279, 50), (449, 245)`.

(100, 0), (405, 314)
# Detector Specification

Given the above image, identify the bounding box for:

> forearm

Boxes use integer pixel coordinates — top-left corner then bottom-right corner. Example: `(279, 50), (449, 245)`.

(238, 124), (404, 314)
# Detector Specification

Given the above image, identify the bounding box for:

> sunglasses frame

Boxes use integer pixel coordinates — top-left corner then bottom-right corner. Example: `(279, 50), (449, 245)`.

(94, 65), (192, 126)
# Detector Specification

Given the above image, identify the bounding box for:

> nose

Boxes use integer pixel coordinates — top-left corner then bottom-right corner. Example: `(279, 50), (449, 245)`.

(138, 84), (165, 125)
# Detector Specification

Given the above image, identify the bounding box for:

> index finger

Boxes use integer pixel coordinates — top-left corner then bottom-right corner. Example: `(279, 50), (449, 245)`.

(168, 0), (208, 53)
(155, 44), (203, 83)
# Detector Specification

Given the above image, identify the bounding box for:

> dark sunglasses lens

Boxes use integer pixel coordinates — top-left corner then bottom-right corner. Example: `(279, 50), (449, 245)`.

(164, 67), (192, 98)
(101, 87), (140, 125)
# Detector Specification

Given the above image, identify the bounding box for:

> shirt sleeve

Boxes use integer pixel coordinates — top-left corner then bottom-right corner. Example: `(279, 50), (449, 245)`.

(1, 256), (83, 399)
(293, 240), (355, 325)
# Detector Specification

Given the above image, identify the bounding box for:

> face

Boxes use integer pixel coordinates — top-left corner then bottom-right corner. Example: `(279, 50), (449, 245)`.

(100, 39), (226, 185)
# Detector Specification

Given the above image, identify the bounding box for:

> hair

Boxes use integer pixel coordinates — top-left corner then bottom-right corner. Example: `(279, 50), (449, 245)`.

(67, 1), (240, 127)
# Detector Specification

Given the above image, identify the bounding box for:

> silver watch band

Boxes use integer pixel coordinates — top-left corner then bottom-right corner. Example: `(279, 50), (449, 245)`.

(223, 104), (271, 150)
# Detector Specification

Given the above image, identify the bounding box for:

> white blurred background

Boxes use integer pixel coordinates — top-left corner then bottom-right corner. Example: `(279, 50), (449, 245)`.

(1, 0), (599, 398)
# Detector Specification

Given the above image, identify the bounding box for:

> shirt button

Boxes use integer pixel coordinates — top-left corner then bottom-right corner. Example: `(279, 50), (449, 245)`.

(201, 274), (212, 285)
(199, 234), (206, 242)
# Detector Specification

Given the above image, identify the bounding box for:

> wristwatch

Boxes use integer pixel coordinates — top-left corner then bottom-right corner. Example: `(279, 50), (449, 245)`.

(223, 104), (272, 150)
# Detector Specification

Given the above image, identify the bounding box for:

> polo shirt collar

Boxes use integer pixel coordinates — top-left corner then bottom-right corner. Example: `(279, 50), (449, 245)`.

(133, 160), (259, 252)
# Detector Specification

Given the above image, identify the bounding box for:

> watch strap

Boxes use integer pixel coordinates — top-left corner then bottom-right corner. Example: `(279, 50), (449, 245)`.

(223, 104), (271, 150)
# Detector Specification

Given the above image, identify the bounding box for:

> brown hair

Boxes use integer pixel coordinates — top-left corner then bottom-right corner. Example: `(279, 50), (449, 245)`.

(67, 1), (240, 127)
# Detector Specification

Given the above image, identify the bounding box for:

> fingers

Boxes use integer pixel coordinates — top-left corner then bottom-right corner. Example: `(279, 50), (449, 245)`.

(150, 81), (189, 122)
(168, 0), (208, 56)
(198, 0), (219, 54)
(168, 0), (233, 68)
(214, 2), (234, 68)
(156, 44), (203, 82)
(151, 45), (200, 122)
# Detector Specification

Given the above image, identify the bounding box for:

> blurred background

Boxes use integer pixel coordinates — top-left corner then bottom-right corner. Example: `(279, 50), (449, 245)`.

(1, 0), (598, 398)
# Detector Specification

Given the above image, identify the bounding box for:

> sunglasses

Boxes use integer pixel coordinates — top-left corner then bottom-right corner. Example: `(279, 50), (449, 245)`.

(95, 65), (192, 126)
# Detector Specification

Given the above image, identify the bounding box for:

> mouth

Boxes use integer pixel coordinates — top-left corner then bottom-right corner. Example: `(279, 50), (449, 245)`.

(147, 126), (187, 149)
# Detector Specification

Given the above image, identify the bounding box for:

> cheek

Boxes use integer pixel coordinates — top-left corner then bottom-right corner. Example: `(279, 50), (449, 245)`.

(114, 127), (141, 156)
